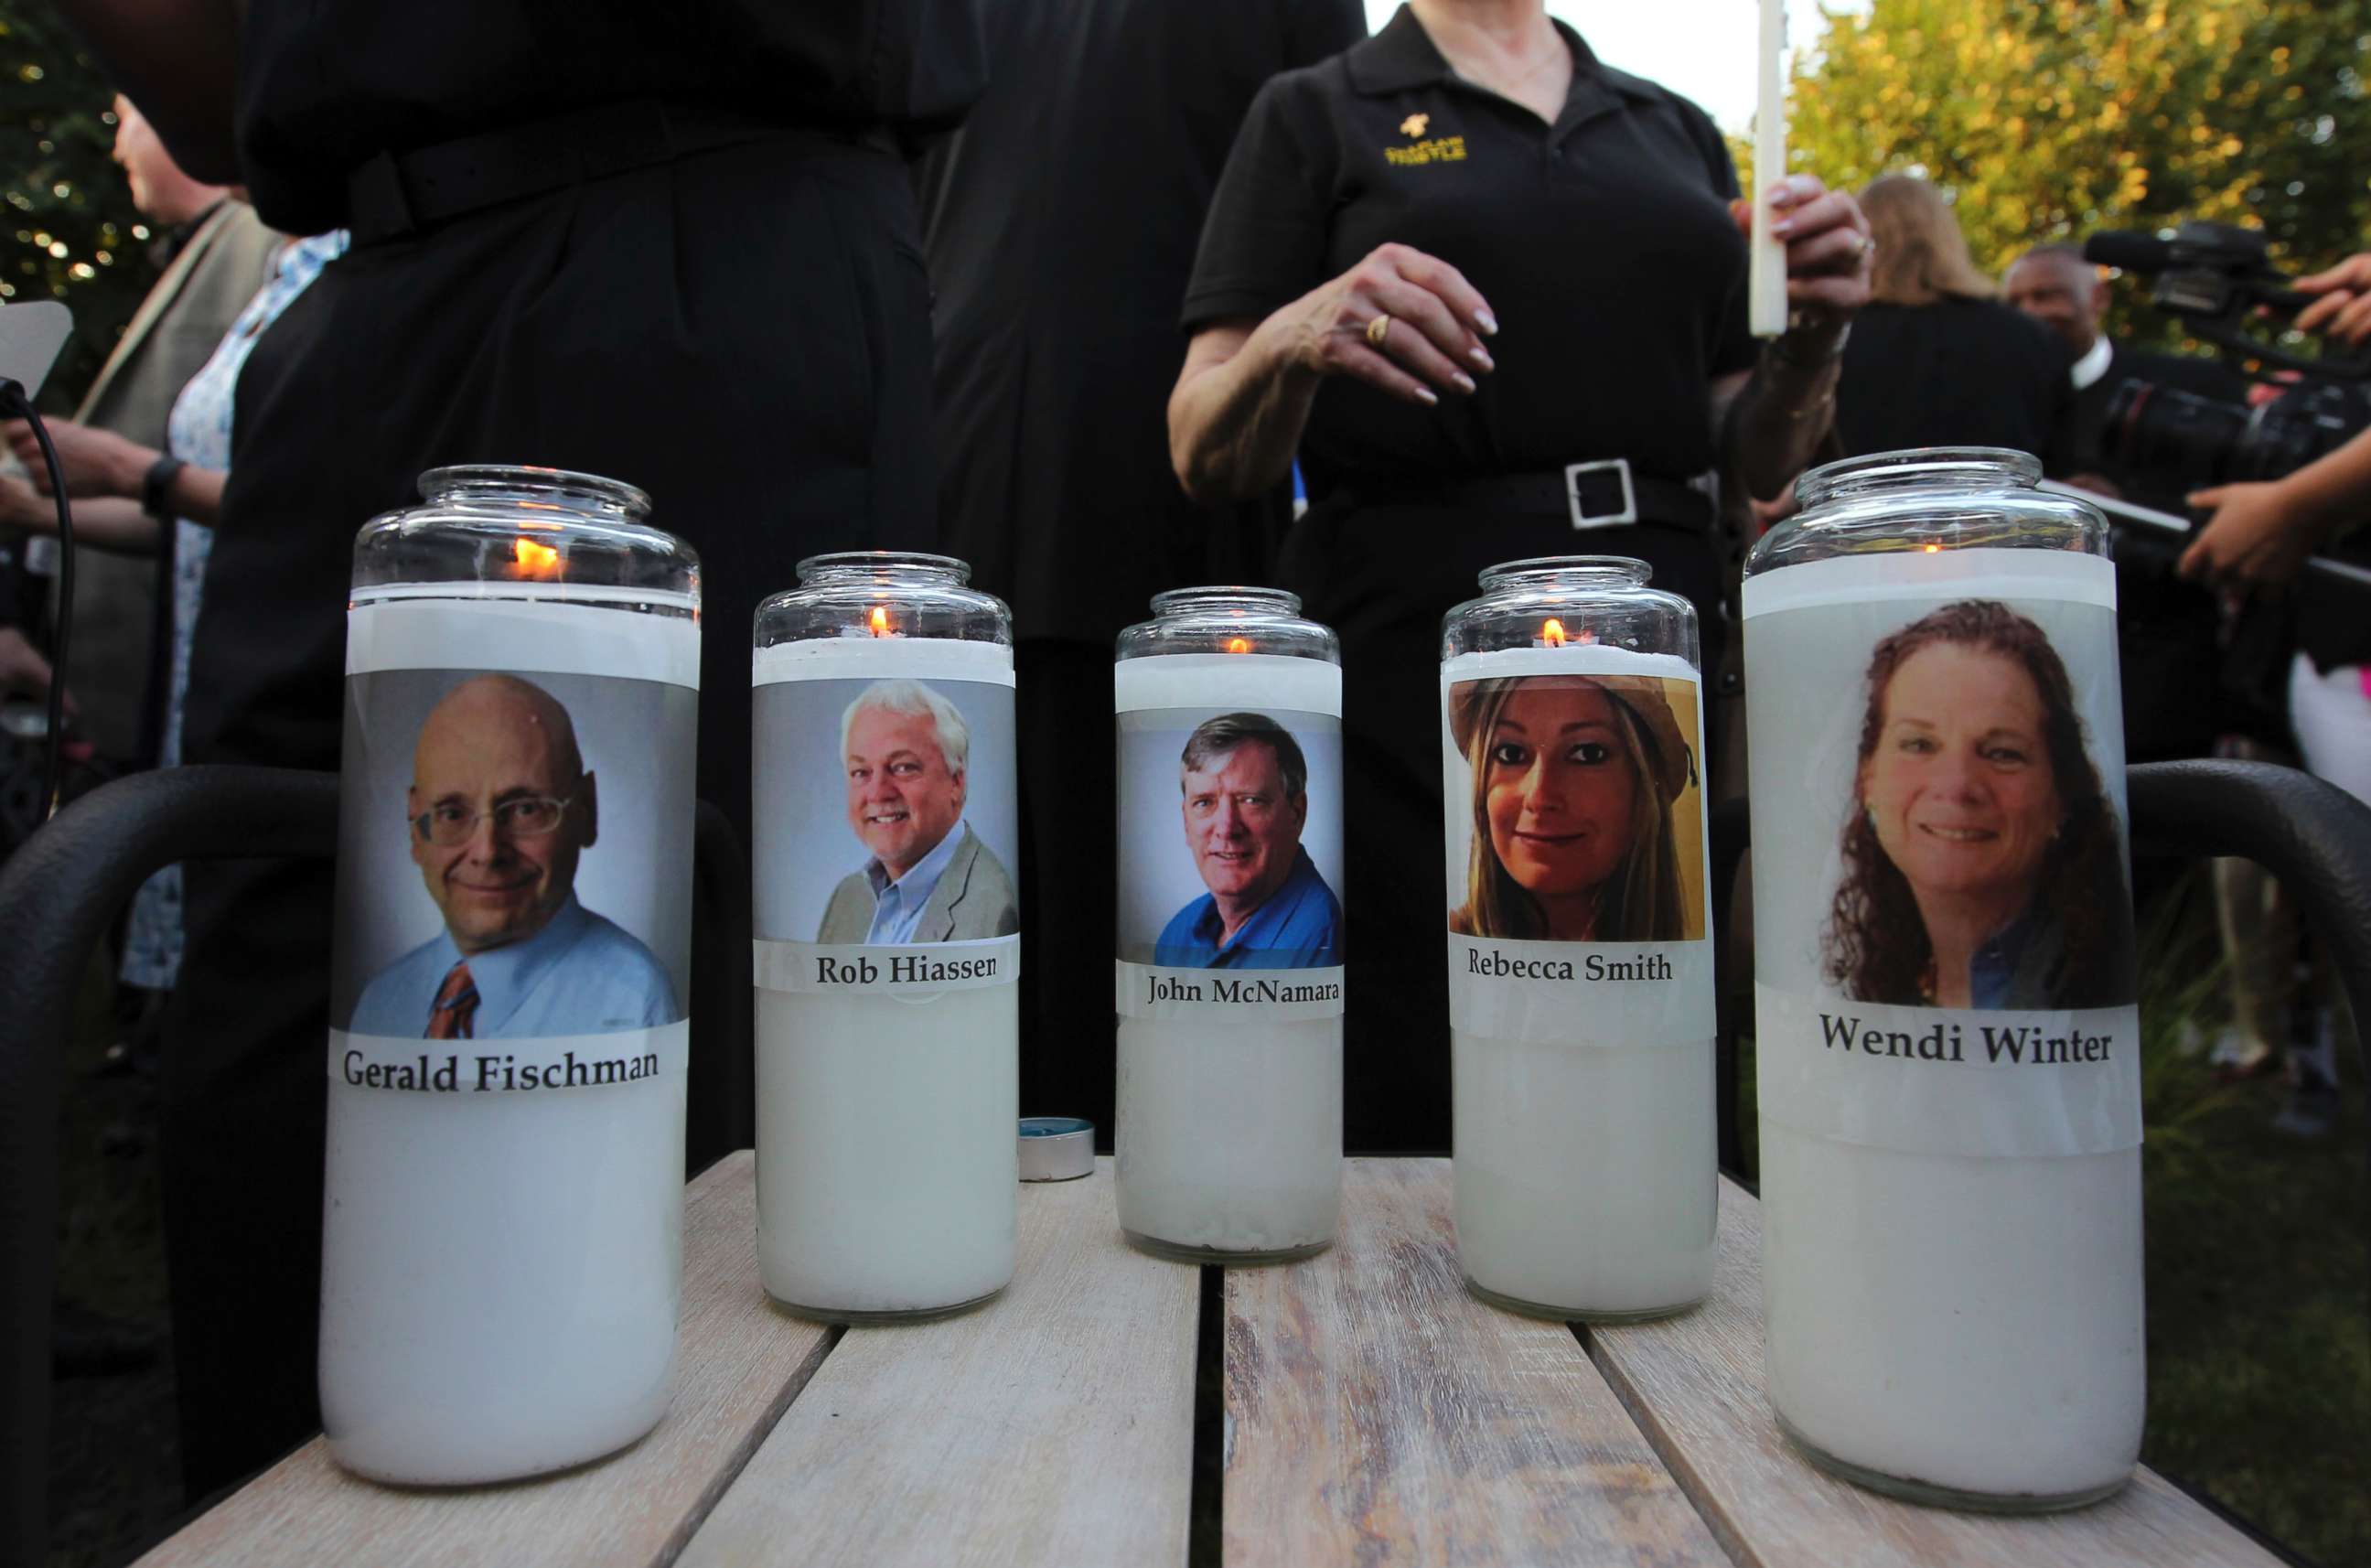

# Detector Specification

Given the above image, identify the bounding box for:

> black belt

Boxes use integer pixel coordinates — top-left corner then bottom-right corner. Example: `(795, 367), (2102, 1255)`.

(1363, 458), (1716, 531)
(345, 99), (897, 246)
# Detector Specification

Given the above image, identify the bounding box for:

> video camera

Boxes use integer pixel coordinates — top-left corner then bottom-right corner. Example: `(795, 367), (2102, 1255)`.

(2082, 220), (2371, 491)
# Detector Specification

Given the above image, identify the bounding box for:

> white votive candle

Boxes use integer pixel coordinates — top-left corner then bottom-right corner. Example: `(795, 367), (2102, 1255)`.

(325, 467), (699, 1485)
(1439, 564), (1718, 1323)
(1113, 598), (1346, 1263)
(1750, 0), (1791, 338)
(752, 558), (1018, 1319)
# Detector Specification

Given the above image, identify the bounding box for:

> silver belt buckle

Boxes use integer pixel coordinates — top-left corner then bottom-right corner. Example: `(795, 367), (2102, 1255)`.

(1564, 457), (1636, 530)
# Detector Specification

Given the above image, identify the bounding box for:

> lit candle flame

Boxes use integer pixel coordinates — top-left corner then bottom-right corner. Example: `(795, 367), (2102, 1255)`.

(868, 606), (893, 637)
(512, 537), (561, 577)
(1924, 542), (1941, 553)
(1541, 618), (1567, 648)
(1226, 636), (1252, 654)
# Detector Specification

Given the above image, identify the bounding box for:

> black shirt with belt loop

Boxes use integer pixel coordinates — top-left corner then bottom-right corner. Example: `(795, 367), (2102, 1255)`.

(1183, 3), (1758, 502)
(1179, 6), (1756, 1152)
(234, 0), (987, 235)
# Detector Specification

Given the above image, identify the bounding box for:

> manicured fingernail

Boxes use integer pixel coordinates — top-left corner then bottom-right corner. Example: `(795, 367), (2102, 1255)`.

(1415, 385), (1440, 406)
(1771, 218), (1795, 237)
(1469, 346), (1495, 371)
(1475, 308), (1500, 335)
(1453, 371), (1476, 394)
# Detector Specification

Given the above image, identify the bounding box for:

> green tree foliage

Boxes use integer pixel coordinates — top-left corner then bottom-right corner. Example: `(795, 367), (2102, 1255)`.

(1738, 0), (2371, 345)
(2, 2), (154, 411)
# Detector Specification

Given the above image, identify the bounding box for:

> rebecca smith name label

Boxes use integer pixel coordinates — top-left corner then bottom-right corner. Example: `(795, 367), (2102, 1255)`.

(330, 1020), (687, 1095)
(754, 935), (1020, 996)
(1116, 961), (1345, 1023)
(1756, 984), (2142, 1158)
(1447, 935), (1712, 1047)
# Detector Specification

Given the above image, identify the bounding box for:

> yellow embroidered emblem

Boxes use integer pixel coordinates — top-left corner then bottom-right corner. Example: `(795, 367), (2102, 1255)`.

(1385, 134), (1466, 167)
(1400, 113), (1430, 137)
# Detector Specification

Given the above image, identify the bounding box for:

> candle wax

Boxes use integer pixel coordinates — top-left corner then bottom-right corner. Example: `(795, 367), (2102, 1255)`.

(320, 1065), (685, 1482)
(1113, 652), (1343, 1259)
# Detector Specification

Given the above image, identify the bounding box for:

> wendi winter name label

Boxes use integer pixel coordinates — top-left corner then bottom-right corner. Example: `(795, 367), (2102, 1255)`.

(1756, 984), (2141, 1158)
(331, 1020), (687, 1094)
(1116, 961), (1346, 1022)
(1448, 935), (1713, 1047)
(755, 935), (1019, 995)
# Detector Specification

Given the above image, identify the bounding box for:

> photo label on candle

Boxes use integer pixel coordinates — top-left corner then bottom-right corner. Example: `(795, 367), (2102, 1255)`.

(1116, 705), (1345, 1023)
(1743, 551), (2141, 1157)
(1440, 650), (1714, 1046)
(753, 671), (1020, 997)
(330, 662), (696, 1081)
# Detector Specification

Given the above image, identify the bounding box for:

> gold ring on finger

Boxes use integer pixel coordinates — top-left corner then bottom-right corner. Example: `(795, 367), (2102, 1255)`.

(1366, 313), (1392, 349)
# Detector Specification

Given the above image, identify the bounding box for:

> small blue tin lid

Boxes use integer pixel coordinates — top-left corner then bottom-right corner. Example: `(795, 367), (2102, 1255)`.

(1018, 1117), (1095, 1180)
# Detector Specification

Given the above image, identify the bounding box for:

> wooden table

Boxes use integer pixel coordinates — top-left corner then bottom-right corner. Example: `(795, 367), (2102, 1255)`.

(138, 1157), (2280, 1568)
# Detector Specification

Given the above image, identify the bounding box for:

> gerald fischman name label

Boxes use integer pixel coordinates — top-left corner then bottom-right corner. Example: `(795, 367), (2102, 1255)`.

(342, 1048), (664, 1093)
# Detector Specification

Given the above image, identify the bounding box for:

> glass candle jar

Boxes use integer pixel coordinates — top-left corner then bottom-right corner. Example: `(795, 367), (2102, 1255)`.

(1743, 448), (2142, 1510)
(1440, 556), (1716, 1319)
(751, 553), (1018, 1319)
(1113, 587), (1344, 1262)
(327, 465), (700, 1484)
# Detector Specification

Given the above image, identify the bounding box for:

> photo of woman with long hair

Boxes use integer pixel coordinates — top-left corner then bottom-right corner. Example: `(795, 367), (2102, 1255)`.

(1825, 599), (2134, 1009)
(1448, 674), (1700, 941)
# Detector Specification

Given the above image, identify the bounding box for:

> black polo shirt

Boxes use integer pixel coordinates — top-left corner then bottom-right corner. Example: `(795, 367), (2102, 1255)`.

(1183, 4), (1756, 499)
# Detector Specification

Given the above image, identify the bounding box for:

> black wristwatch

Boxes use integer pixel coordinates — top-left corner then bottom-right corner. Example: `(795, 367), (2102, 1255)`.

(141, 454), (186, 519)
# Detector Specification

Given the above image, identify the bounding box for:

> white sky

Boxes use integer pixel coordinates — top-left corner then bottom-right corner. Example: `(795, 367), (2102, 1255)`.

(1361, 1), (1870, 133)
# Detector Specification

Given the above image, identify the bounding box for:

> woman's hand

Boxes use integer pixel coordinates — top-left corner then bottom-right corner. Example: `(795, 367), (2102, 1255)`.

(2179, 480), (2332, 588)
(1271, 242), (1498, 408)
(0, 473), (52, 530)
(0, 626), (70, 713)
(1733, 174), (1874, 323)
(2293, 252), (2371, 349)
(2, 418), (156, 499)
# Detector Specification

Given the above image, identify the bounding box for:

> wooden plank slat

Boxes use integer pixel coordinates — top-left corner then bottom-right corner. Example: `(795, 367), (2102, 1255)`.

(137, 1153), (831, 1568)
(1586, 1176), (2285, 1568)
(1224, 1157), (1729, 1568)
(673, 1158), (1199, 1568)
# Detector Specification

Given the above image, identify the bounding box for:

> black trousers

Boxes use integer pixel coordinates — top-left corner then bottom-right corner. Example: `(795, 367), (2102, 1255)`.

(164, 136), (937, 1498)
(1014, 639), (1121, 1144)
(1279, 500), (1729, 1154)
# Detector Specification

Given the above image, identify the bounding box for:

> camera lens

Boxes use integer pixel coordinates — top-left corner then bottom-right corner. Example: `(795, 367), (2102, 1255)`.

(2100, 380), (2250, 490)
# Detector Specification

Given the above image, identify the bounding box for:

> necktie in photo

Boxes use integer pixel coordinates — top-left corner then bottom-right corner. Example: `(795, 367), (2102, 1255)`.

(426, 960), (479, 1040)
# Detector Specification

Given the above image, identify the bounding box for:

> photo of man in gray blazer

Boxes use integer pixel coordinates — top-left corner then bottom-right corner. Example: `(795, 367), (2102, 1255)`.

(817, 679), (1019, 944)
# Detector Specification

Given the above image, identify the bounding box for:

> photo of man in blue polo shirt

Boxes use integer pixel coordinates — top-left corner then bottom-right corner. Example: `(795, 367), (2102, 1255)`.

(1153, 713), (1345, 970)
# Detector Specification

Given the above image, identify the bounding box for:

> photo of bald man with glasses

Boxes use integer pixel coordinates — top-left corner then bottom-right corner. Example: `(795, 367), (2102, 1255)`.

(349, 673), (679, 1039)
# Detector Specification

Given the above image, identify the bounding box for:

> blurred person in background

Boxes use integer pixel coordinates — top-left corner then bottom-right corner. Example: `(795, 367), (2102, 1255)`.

(2177, 249), (2371, 1137)
(1164, 0), (1872, 1150)
(0, 95), (275, 1068)
(918, 0), (1363, 1142)
(1833, 173), (2064, 460)
(0, 97), (274, 781)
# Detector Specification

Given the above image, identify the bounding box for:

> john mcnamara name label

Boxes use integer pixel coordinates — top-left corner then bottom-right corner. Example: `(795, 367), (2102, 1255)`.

(755, 935), (1020, 996)
(1447, 935), (1712, 1047)
(330, 1021), (687, 1095)
(1117, 961), (1345, 1023)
